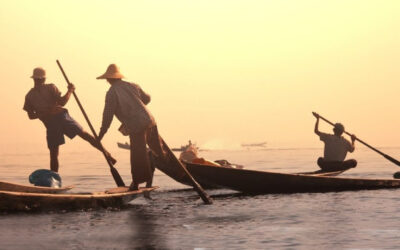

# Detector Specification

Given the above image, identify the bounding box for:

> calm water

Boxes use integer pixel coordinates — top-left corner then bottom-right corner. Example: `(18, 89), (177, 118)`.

(1, 147), (400, 249)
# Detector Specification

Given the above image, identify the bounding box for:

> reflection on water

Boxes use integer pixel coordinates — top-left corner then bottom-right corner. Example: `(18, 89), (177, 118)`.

(2, 148), (400, 248)
(129, 204), (168, 249)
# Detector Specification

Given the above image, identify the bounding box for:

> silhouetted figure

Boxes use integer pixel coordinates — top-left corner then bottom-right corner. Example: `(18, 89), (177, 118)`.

(97, 64), (165, 191)
(313, 112), (357, 171)
(23, 67), (116, 172)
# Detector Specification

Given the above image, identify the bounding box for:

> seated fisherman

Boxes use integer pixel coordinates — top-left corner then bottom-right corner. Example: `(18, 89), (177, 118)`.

(313, 112), (357, 171)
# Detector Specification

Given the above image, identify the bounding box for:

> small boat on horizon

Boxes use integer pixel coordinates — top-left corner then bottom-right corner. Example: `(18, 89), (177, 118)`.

(171, 140), (200, 152)
(241, 141), (267, 149)
(117, 142), (130, 149)
(117, 140), (202, 152)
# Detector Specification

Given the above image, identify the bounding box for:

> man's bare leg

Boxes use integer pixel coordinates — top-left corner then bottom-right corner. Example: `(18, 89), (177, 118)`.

(77, 130), (117, 164)
(50, 146), (59, 172)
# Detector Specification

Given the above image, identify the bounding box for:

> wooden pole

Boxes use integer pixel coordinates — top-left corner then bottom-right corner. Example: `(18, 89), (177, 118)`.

(314, 112), (400, 166)
(56, 60), (125, 187)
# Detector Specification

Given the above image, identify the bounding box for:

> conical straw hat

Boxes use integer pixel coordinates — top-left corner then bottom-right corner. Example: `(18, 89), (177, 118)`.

(96, 64), (125, 79)
(31, 67), (46, 79)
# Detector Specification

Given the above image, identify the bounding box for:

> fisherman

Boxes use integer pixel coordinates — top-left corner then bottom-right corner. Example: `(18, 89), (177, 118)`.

(23, 67), (116, 172)
(97, 64), (165, 191)
(313, 112), (357, 171)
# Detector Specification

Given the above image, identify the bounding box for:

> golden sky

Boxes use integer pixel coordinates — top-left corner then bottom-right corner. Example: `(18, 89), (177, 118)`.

(1, 0), (400, 153)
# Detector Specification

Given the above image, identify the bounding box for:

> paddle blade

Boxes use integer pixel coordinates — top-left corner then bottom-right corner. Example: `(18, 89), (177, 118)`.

(110, 167), (125, 187)
(383, 154), (400, 167)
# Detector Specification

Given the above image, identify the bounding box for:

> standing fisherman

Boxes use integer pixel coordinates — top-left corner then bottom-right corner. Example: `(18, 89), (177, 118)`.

(23, 67), (116, 172)
(97, 64), (165, 190)
(313, 112), (357, 171)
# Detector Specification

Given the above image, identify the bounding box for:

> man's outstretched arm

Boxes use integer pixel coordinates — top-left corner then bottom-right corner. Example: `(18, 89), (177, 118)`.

(98, 90), (117, 141)
(312, 112), (321, 136)
(349, 134), (356, 152)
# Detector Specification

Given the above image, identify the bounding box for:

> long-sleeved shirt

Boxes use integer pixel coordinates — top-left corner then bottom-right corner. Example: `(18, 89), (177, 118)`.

(99, 80), (155, 137)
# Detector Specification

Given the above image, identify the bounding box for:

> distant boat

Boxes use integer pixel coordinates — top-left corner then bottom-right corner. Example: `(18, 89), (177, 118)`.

(117, 142), (130, 149)
(171, 140), (199, 152)
(117, 140), (201, 152)
(241, 141), (267, 148)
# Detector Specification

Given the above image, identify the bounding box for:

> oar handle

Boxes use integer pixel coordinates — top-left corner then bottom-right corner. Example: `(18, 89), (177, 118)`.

(57, 60), (97, 138)
(56, 60), (125, 187)
(315, 113), (377, 152)
(314, 112), (400, 167)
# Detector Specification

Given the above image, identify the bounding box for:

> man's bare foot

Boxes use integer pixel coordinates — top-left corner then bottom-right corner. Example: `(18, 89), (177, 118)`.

(129, 182), (139, 191)
(145, 181), (152, 188)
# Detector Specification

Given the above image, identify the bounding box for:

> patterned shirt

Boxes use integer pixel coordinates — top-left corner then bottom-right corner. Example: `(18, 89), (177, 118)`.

(100, 80), (155, 136)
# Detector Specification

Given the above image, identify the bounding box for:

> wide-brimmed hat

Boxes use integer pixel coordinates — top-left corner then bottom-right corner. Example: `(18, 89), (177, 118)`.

(31, 67), (46, 79)
(96, 64), (125, 79)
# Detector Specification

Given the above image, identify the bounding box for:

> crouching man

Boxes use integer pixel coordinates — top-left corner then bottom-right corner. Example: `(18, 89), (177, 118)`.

(313, 112), (357, 171)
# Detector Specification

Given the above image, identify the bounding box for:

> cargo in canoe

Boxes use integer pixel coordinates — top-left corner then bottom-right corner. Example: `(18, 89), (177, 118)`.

(0, 186), (157, 212)
(0, 181), (73, 193)
(184, 163), (400, 194)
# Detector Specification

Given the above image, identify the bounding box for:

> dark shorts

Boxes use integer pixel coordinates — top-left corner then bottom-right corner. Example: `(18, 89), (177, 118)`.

(42, 110), (83, 149)
(317, 157), (357, 171)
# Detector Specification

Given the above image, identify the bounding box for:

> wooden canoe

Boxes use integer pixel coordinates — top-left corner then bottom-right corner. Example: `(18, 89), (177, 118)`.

(117, 142), (130, 149)
(0, 181), (73, 193)
(149, 153), (347, 188)
(184, 163), (400, 194)
(0, 186), (157, 212)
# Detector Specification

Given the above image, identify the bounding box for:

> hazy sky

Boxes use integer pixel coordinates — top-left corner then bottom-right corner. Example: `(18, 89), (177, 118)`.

(1, 0), (400, 153)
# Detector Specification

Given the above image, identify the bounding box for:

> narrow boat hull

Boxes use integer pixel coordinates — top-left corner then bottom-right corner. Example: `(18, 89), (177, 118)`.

(185, 163), (400, 194)
(150, 153), (347, 189)
(0, 181), (73, 193)
(0, 187), (157, 212)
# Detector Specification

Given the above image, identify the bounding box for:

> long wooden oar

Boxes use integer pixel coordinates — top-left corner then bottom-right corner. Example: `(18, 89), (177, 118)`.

(56, 60), (125, 187)
(313, 112), (400, 166)
(160, 137), (213, 204)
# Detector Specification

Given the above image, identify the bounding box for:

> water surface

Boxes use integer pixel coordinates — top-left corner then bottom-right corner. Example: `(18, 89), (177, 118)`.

(1, 147), (400, 249)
